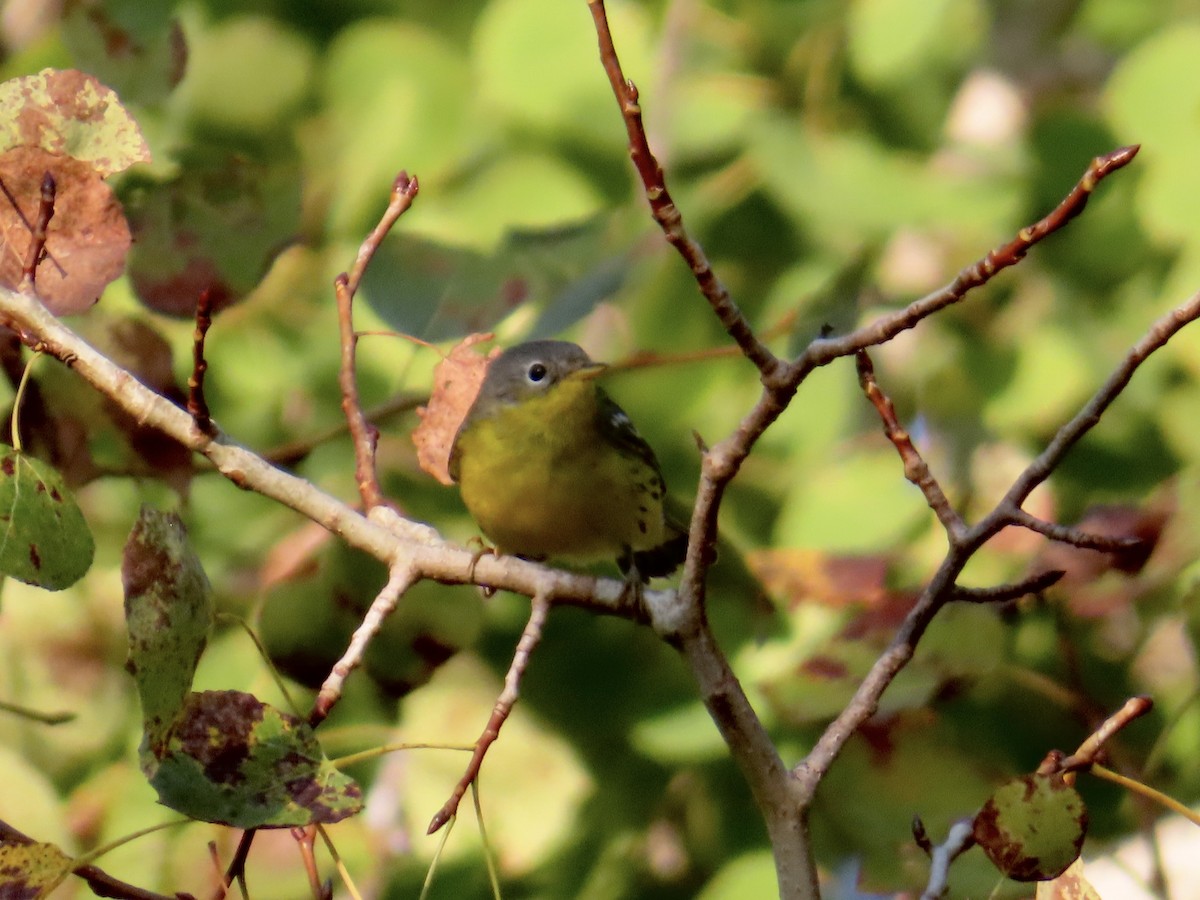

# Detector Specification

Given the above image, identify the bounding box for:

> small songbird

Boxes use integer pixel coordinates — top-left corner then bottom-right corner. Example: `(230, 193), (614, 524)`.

(449, 340), (687, 581)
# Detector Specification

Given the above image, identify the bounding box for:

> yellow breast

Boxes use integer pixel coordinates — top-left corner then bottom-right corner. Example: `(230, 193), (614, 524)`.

(453, 380), (666, 561)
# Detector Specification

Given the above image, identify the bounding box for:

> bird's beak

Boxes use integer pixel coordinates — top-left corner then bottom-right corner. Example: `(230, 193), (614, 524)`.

(570, 362), (608, 381)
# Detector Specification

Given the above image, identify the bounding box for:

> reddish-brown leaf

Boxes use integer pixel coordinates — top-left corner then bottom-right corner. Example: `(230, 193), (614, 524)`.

(412, 333), (497, 486)
(0, 146), (131, 312)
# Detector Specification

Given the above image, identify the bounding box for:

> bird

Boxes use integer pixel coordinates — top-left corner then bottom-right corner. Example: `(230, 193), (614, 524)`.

(448, 340), (687, 582)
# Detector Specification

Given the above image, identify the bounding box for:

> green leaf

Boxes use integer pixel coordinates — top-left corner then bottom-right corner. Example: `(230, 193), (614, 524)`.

(123, 147), (302, 316)
(471, 0), (650, 146)
(630, 702), (727, 764)
(142, 690), (362, 828)
(1104, 23), (1200, 162)
(360, 218), (631, 341)
(60, 3), (185, 107)
(180, 14), (314, 135)
(0, 839), (73, 898)
(974, 773), (1087, 881)
(848, 0), (986, 85)
(122, 506), (212, 746)
(696, 850), (777, 899)
(0, 448), (94, 590)
(320, 19), (472, 235)
(749, 117), (1019, 248)
(0, 68), (151, 176)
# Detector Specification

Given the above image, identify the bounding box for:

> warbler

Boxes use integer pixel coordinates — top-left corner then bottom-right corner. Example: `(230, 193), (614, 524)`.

(449, 340), (687, 580)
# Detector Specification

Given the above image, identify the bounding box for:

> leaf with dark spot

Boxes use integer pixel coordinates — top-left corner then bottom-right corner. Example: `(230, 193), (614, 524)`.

(0, 447), (93, 590)
(61, 6), (187, 108)
(0, 839), (73, 899)
(122, 506), (211, 747)
(0, 68), (151, 176)
(142, 689), (362, 828)
(123, 148), (300, 317)
(974, 773), (1087, 881)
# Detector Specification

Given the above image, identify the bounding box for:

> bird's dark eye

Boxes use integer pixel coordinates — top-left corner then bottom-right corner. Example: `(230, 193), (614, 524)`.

(527, 362), (548, 383)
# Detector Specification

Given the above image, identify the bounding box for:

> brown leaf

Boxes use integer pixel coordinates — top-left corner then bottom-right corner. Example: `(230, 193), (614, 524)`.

(412, 333), (497, 486)
(99, 318), (192, 494)
(1035, 859), (1103, 900)
(1031, 503), (1169, 618)
(129, 251), (237, 318)
(0, 146), (131, 312)
(747, 547), (894, 609)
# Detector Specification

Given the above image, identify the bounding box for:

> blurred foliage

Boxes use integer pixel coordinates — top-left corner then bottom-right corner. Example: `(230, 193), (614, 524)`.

(1, 0), (1199, 897)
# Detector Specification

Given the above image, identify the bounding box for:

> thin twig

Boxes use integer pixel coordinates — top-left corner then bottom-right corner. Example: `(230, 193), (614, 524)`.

(856, 349), (965, 538)
(798, 286), (1198, 798)
(311, 564), (418, 725)
(188, 288), (217, 437)
(992, 287), (1200, 527)
(951, 569), (1065, 604)
(427, 596), (551, 834)
(0, 697), (74, 724)
(586, 0), (778, 377)
(1046, 695), (1154, 775)
(917, 818), (975, 900)
(292, 826), (327, 899)
(1090, 764), (1200, 826)
(335, 172), (420, 510)
(1009, 508), (1148, 554)
(20, 172), (56, 289)
(216, 831), (254, 900)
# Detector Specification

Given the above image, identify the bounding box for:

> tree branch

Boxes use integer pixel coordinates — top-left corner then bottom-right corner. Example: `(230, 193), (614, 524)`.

(335, 172), (420, 511)
(856, 349), (965, 538)
(0, 283), (671, 622)
(586, 0), (778, 377)
(427, 596), (551, 834)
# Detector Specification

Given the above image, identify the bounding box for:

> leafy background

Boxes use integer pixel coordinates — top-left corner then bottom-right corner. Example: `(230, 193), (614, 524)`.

(1, 0), (1200, 897)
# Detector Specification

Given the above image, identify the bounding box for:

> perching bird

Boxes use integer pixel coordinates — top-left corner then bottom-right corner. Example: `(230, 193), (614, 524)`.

(448, 340), (687, 581)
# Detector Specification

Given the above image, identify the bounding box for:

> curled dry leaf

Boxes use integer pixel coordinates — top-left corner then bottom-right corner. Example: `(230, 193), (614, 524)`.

(0, 146), (132, 313)
(412, 333), (497, 486)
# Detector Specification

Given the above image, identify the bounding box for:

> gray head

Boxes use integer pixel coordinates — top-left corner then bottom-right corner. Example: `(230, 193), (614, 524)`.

(465, 340), (604, 419)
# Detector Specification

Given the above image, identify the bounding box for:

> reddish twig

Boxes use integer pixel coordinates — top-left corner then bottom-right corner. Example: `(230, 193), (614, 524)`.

(292, 826), (328, 899)
(856, 349), (964, 538)
(21, 172), (57, 289)
(335, 172), (420, 510)
(800, 145), (1140, 371)
(586, 0), (778, 377)
(188, 288), (217, 437)
(428, 596), (551, 834)
(0, 174), (65, 285)
(1039, 695), (1154, 778)
(797, 288), (1200, 802)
